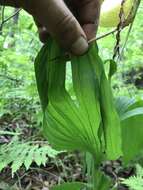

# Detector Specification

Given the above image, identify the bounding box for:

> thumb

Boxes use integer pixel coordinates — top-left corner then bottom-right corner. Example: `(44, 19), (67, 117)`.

(24, 0), (88, 55)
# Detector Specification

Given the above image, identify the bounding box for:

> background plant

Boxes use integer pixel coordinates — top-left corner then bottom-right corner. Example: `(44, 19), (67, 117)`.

(0, 2), (143, 190)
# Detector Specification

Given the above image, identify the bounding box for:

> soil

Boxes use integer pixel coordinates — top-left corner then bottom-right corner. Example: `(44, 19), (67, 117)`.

(0, 113), (134, 190)
(123, 67), (143, 89)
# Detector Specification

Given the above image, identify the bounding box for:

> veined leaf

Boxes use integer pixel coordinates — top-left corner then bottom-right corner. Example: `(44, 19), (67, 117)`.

(115, 97), (143, 163)
(51, 182), (86, 190)
(88, 44), (122, 160)
(47, 46), (98, 154)
(114, 97), (143, 163)
(121, 111), (143, 163)
(115, 96), (135, 118)
(34, 43), (49, 111)
(35, 39), (122, 160)
(121, 107), (143, 121)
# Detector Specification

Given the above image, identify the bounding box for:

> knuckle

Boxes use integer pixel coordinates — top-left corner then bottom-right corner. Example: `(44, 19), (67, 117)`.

(56, 14), (77, 35)
(55, 14), (81, 47)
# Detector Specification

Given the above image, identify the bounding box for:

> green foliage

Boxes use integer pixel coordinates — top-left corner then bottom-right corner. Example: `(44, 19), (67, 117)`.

(122, 165), (143, 190)
(0, 137), (61, 175)
(1, 3), (143, 190)
(51, 182), (86, 190)
(104, 59), (117, 79)
(35, 39), (122, 161)
(0, 8), (41, 118)
(115, 97), (143, 163)
(98, 3), (143, 98)
(121, 114), (143, 164)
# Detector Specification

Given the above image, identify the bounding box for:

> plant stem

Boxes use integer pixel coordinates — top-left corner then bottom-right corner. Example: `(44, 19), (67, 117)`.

(92, 157), (102, 190)
(87, 155), (111, 190)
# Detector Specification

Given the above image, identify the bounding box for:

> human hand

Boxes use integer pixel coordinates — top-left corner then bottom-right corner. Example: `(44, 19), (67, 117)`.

(23, 0), (101, 55)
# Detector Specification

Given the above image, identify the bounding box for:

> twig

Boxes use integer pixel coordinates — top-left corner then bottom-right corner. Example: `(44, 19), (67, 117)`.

(0, 5), (5, 34)
(15, 172), (22, 190)
(3, 8), (22, 24)
(119, 22), (133, 60)
(30, 167), (62, 180)
(88, 28), (118, 44)
(0, 7), (21, 34)
(1, 6), (5, 22)
(119, 0), (141, 59)
(113, 0), (126, 60)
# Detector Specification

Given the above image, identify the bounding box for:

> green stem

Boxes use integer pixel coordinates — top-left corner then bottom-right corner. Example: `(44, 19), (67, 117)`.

(92, 158), (102, 190)
(86, 154), (111, 190)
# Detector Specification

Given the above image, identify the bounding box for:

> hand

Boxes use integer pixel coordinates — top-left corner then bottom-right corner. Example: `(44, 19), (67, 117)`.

(24, 0), (101, 55)
(1, 0), (101, 55)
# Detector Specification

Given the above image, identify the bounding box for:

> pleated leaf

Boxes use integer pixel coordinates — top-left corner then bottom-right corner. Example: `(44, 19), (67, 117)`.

(43, 40), (101, 156)
(121, 114), (143, 163)
(86, 44), (122, 160)
(35, 39), (122, 160)
(116, 97), (143, 163)
(34, 43), (49, 111)
(51, 182), (86, 190)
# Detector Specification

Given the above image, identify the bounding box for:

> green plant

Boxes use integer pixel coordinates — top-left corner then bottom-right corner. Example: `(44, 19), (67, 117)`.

(51, 182), (87, 190)
(115, 96), (143, 163)
(100, 0), (138, 27)
(121, 164), (143, 190)
(1, 4), (143, 190)
(0, 136), (61, 176)
(35, 39), (122, 189)
(34, 37), (143, 190)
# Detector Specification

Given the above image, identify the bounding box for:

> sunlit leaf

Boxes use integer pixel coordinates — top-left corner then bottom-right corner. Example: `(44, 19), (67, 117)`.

(51, 182), (86, 190)
(121, 114), (143, 163)
(35, 39), (122, 160)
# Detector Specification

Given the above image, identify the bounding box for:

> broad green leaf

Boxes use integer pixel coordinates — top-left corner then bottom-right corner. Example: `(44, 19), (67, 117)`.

(35, 39), (122, 160)
(51, 182), (86, 190)
(42, 40), (102, 156)
(127, 99), (143, 111)
(34, 43), (49, 111)
(89, 45), (122, 160)
(71, 48), (102, 157)
(121, 107), (143, 121)
(121, 114), (143, 163)
(116, 97), (143, 163)
(104, 59), (117, 79)
(108, 59), (117, 79)
(115, 96), (135, 118)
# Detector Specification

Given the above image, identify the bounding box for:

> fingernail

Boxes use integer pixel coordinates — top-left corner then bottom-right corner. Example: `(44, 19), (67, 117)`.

(71, 36), (88, 55)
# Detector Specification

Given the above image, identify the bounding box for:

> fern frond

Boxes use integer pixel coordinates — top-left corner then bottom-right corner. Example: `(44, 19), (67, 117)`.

(0, 137), (61, 175)
(121, 164), (143, 190)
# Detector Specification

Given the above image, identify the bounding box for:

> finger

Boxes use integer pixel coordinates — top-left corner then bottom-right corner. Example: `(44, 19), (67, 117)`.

(72, 0), (101, 40)
(25, 0), (88, 55)
(34, 18), (49, 43)
(38, 27), (49, 43)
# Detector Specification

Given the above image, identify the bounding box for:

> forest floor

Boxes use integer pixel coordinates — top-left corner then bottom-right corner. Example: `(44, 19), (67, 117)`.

(0, 112), (134, 190)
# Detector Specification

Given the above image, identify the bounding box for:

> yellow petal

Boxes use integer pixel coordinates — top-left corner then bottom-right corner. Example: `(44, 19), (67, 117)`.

(100, 0), (133, 27)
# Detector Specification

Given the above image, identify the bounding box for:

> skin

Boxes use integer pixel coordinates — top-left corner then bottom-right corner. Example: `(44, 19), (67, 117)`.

(0, 0), (101, 55)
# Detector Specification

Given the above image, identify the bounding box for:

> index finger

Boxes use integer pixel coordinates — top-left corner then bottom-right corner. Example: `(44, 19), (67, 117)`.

(72, 0), (101, 40)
